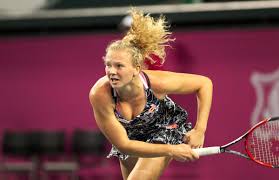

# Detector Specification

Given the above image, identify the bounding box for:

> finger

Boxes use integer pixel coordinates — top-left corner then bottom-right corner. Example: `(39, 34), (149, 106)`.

(175, 156), (187, 162)
(192, 150), (200, 159)
(190, 144), (198, 149)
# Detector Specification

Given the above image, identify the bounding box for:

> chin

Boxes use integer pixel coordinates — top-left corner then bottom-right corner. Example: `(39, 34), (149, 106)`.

(110, 83), (122, 88)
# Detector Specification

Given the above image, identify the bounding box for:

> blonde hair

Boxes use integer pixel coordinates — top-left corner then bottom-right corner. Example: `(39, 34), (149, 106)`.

(106, 8), (174, 68)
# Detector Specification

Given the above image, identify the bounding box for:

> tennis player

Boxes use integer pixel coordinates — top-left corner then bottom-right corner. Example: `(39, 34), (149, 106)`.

(89, 8), (213, 180)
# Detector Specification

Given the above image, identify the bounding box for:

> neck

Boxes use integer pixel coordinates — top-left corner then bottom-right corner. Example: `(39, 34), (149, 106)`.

(115, 75), (143, 101)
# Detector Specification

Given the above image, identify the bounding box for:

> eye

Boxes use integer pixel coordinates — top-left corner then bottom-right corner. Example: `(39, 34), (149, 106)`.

(117, 64), (124, 68)
(104, 62), (111, 67)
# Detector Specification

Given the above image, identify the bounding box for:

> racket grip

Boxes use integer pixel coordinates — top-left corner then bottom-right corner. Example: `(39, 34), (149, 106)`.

(193, 146), (221, 156)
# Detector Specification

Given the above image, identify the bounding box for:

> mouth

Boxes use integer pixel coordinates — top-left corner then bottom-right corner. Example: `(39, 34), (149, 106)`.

(110, 77), (120, 83)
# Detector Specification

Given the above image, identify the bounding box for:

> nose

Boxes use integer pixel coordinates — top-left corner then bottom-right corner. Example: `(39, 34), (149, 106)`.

(107, 66), (117, 75)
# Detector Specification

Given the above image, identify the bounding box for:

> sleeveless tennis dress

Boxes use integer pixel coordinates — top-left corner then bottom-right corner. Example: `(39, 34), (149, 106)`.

(107, 72), (192, 160)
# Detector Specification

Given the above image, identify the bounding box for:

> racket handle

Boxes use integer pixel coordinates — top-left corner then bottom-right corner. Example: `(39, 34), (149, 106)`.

(193, 146), (221, 156)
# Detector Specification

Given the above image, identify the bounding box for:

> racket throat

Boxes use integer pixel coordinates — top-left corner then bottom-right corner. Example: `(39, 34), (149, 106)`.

(225, 150), (250, 159)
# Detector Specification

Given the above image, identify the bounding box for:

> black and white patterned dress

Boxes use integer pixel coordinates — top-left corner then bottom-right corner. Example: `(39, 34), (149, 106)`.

(107, 72), (192, 160)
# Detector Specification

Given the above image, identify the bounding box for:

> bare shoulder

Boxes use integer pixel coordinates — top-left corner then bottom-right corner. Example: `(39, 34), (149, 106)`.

(142, 70), (175, 97)
(143, 69), (176, 85)
(143, 70), (212, 95)
(89, 76), (113, 107)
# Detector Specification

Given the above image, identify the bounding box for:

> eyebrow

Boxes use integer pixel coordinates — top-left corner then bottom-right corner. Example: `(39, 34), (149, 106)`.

(103, 58), (125, 66)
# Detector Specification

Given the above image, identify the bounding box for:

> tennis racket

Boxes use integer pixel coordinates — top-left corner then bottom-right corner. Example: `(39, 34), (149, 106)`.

(193, 116), (279, 168)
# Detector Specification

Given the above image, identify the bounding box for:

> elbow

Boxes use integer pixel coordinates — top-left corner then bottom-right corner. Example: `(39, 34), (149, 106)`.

(202, 76), (213, 90)
(206, 77), (213, 89)
(198, 76), (213, 94)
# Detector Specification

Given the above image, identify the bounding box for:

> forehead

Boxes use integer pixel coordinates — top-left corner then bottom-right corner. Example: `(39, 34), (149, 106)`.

(105, 49), (132, 63)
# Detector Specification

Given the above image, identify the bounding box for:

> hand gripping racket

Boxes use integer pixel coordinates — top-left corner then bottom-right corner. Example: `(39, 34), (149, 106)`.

(193, 116), (279, 168)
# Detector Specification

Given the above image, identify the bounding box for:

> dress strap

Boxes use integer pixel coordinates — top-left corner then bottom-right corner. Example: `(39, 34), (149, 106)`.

(139, 71), (151, 89)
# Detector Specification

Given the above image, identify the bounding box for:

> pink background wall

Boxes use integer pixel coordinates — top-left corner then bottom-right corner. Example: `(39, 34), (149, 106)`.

(0, 27), (278, 180)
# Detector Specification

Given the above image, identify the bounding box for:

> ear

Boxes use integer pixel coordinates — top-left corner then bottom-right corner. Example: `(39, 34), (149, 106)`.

(134, 65), (141, 76)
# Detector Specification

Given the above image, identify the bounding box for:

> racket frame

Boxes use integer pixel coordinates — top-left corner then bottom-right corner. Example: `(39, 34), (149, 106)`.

(195, 116), (279, 168)
(245, 117), (279, 168)
(219, 118), (267, 156)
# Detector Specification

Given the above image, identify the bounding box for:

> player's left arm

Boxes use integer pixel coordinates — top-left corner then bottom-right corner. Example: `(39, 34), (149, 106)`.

(143, 70), (213, 148)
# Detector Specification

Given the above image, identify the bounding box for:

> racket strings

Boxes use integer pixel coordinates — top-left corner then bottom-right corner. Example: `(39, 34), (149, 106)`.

(247, 120), (279, 166)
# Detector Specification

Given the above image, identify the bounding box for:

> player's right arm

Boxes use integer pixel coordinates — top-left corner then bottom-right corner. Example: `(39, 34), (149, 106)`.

(89, 77), (198, 162)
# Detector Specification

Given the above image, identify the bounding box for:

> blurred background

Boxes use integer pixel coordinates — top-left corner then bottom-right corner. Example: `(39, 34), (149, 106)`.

(0, 0), (278, 180)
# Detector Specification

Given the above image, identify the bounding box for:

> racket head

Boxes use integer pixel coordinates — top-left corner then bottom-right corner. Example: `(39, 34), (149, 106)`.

(245, 116), (279, 168)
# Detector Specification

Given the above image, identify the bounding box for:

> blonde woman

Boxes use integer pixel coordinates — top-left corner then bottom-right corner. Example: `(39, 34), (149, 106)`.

(89, 9), (213, 180)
